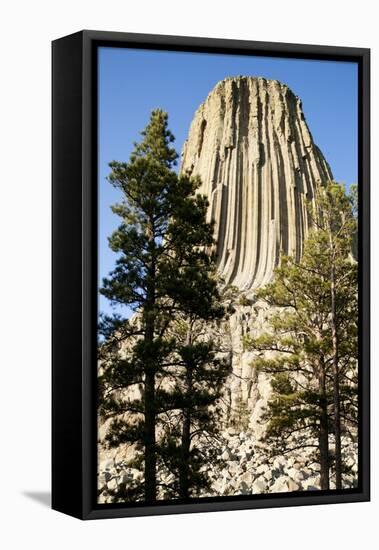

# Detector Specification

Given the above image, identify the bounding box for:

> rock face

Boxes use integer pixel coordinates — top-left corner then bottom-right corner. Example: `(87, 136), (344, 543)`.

(181, 76), (332, 291)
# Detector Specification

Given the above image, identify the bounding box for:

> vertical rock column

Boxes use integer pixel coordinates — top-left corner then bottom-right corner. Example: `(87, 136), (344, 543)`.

(181, 76), (333, 292)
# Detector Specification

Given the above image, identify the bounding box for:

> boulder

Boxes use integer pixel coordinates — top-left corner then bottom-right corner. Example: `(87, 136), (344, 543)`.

(252, 478), (267, 494)
(270, 477), (289, 493)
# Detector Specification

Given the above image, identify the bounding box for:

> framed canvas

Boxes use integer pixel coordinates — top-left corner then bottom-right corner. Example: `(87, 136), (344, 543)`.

(52, 30), (370, 520)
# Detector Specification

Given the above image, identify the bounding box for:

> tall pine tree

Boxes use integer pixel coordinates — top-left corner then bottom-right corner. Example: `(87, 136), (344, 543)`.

(245, 182), (358, 490)
(98, 109), (224, 502)
(156, 308), (231, 499)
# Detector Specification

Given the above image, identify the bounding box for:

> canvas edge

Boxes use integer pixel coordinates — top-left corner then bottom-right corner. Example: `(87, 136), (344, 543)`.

(52, 30), (370, 520)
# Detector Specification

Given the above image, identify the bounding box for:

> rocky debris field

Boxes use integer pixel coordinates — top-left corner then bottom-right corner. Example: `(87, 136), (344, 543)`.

(98, 428), (358, 503)
(202, 429), (358, 497)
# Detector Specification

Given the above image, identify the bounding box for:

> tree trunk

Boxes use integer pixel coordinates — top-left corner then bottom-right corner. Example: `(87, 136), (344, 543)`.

(329, 233), (342, 490)
(332, 355), (342, 490)
(144, 367), (156, 502)
(179, 326), (193, 499)
(179, 399), (191, 499)
(144, 221), (157, 502)
(319, 365), (330, 490)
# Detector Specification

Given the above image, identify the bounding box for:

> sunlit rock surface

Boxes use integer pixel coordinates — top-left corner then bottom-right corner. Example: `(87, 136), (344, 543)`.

(181, 76), (332, 291)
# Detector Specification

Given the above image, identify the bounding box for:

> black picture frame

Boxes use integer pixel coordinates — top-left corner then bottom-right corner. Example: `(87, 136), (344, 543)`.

(52, 30), (370, 520)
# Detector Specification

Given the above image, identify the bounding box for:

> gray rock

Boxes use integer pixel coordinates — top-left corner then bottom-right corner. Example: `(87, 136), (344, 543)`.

(263, 470), (273, 482)
(288, 467), (305, 481)
(287, 479), (300, 492)
(302, 476), (320, 490)
(107, 478), (117, 491)
(273, 457), (285, 470)
(240, 471), (253, 485)
(239, 481), (252, 495)
(221, 448), (233, 461)
(252, 478), (267, 493)
(270, 477), (289, 493)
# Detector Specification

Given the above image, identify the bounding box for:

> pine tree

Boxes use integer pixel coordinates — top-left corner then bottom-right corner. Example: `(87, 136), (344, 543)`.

(244, 182), (358, 490)
(159, 285), (238, 499)
(157, 310), (231, 499)
(309, 182), (358, 488)
(98, 109), (224, 502)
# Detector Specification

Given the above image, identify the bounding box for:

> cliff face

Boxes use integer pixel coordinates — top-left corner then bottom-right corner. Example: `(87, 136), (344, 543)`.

(181, 76), (332, 291)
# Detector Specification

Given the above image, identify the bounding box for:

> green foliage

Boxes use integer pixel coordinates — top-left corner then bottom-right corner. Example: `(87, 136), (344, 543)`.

(230, 395), (250, 432)
(98, 109), (227, 502)
(238, 294), (252, 307)
(158, 331), (231, 498)
(245, 181), (358, 484)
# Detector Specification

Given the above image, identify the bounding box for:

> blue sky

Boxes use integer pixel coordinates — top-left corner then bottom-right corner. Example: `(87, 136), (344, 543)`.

(98, 46), (358, 318)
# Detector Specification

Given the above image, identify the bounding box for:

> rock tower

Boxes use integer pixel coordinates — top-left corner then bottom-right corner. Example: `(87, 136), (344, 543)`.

(181, 76), (332, 291)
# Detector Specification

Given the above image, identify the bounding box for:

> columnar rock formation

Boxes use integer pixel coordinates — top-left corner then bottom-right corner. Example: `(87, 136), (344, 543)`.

(181, 76), (332, 291)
